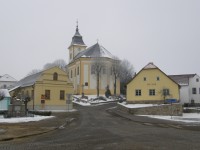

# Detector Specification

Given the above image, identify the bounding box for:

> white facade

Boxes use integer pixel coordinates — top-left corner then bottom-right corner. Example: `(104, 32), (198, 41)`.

(189, 74), (200, 103)
(177, 74), (200, 104)
(0, 74), (17, 90)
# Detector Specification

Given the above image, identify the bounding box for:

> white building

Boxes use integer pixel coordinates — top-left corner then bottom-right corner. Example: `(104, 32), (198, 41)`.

(169, 74), (200, 104)
(0, 74), (17, 90)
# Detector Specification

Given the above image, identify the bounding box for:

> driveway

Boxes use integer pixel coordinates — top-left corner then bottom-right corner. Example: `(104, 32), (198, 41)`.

(0, 103), (200, 150)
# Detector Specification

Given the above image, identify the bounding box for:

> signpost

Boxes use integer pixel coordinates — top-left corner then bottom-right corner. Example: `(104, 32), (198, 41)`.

(66, 94), (72, 111)
(166, 99), (177, 119)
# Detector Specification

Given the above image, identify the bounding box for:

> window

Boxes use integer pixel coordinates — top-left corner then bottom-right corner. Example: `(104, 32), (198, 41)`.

(45, 90), (50, 100)
(144, 77), (146, 81)
(135, 89), (141, 96)
(85, 82), (88, 86)
(110, 68), (112, 75)
(103, 67), (106, 74)
(157, 77), (160, 81)
(163, 89), (170, 96)
(192, 88), (196, 94)
(70, 53), (72, 59)
(75, 68), (76, 77)
(60, 90), (65, 100)
(196, 78), (199, 82)
(199, 88), (200, 94)
(149, 89), (155, 96)
(53, 72), (58, 80)
(31, 90), (34, 100)
(91, 65), (95, 74)
(71, 70), (73, 78)
(77, 66), (79, 75)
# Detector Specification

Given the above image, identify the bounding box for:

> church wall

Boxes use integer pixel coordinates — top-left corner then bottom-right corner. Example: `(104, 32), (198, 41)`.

(83, 64), (89, 90)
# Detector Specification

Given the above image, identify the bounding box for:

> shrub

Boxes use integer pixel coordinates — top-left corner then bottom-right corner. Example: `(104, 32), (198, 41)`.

(28, 111), (52, 116)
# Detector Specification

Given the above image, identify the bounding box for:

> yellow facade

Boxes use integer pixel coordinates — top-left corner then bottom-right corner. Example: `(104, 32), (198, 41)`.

(10, 67), (74, 110)
(68, 57), (120, 95)
(127, 63), (180, 104)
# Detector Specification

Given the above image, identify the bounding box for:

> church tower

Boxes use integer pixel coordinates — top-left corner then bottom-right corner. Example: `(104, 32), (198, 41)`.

(68, 22), (87, 62)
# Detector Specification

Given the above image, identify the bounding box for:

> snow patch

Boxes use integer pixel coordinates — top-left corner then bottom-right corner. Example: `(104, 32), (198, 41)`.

(118, 102), (162, 108)
(0, 115), (54, 123)
(139, 113), (200, 123)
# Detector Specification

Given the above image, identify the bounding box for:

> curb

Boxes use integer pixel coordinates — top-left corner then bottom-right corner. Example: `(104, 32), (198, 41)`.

(106, 107), (186, 130)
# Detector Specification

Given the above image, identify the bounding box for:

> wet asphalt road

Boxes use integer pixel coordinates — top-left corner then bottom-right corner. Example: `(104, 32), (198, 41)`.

(0, 103), (200, 150)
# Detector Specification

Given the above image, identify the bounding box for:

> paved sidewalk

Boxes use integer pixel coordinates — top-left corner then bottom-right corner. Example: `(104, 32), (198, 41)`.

(0, 111), (79, 141)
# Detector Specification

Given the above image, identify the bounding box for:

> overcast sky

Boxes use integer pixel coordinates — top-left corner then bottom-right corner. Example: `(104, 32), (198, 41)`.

(0, 0), (199, 80)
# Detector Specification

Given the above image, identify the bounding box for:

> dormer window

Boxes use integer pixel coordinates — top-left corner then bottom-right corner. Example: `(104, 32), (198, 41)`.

(196, 78), (199, 82)
(53, 72), (58, 80)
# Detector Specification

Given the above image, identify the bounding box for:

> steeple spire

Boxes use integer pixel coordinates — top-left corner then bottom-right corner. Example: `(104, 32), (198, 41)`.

(69, 21), (86, 48)
(76, 19), (79, 32)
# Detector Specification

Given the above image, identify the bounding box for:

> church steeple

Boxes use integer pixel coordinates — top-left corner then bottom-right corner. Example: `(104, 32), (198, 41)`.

(68, 22), (87, 62)
(69, 21), (86, 47)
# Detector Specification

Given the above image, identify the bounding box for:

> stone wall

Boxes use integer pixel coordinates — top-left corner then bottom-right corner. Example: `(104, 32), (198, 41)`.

(118, 103), (183, 116)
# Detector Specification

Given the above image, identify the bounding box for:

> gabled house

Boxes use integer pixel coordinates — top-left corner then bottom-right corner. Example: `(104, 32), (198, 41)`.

(169, 74), (200, 104)
(9, 67), (73, 110)
(127, 62), (180, 104)
(67, 25), (120, 95)
(0, 89), (11, 110)
(0, 74), (17, 90)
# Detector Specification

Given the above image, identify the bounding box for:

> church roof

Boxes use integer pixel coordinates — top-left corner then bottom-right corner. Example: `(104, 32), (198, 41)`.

(69, 25), (86, 47)
(73, 42), (114, 61)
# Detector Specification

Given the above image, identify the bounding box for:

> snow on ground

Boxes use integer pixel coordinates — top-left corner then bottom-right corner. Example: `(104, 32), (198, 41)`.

(140, 113), (200, 123)
(0, 115), (54, 123)
(119, 102), (200, 123)
(73, 95), (117, 106)
(118, 102), (162, 108)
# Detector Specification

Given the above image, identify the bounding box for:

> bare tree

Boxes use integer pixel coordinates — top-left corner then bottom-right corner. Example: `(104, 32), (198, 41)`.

(43, 59), (67, 71)
(0, 90), (5, 100)
(111, 56), (120, 96)
(26, 69), (41, 76)
(118, 59), (135, 95)
(91, 56), (106, 97)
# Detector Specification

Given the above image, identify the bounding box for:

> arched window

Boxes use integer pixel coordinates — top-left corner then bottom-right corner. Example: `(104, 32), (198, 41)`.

(53, 72), (58, 80)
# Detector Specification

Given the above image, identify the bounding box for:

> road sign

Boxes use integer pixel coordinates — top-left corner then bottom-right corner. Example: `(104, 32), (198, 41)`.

(66, 94), (72, 104)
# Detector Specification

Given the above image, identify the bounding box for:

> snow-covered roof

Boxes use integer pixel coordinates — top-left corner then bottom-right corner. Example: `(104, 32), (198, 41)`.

(73, 43), (114, 61)
(0, 89), (11, 97)
(0, 74), (17, 82)
(143, 62), (157, 69)
(12, 71), (42, 89)
(169, 74), (196, 85)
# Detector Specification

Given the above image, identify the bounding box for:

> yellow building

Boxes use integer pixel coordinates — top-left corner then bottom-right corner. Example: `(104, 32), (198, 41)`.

(9, 67), (73, 110)
(67, 25), (120, 95)
(127, 62), (180, 104)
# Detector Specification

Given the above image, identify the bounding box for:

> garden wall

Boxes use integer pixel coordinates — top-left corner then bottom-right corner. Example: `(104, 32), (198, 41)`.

(118, 103), (183, 116)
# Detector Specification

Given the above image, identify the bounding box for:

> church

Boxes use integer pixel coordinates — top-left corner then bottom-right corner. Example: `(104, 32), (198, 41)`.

(67, 24), (120, 96)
